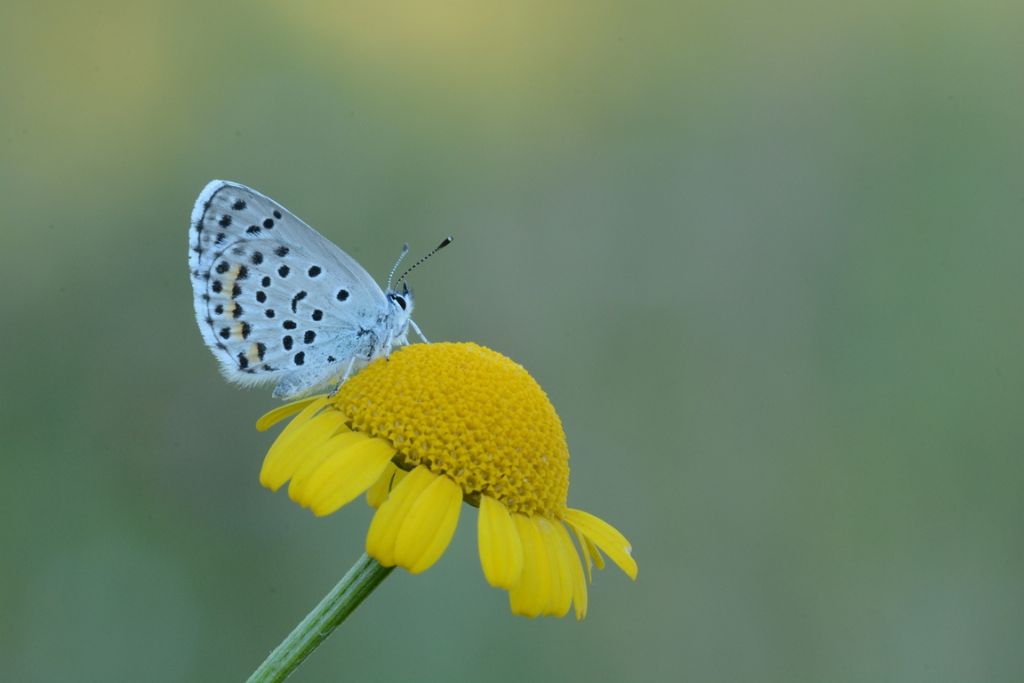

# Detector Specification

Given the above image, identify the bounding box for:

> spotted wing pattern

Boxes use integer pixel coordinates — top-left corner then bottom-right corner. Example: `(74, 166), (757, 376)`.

(188, 181), (388, 397)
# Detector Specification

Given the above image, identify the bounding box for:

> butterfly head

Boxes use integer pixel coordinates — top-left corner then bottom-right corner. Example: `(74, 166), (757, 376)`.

(387, 285), (413, 315)
(385, 282), (414, 336)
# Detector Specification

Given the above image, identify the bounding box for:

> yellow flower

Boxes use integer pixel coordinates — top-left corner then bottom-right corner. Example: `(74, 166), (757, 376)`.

(256, 342), (636, 619)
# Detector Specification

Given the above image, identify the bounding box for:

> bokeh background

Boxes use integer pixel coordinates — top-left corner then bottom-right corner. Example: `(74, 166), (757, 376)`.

(2, 1), (1022, 681)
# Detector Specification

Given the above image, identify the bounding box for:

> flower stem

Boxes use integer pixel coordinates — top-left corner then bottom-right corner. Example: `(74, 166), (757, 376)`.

(247, 553), (394, 683)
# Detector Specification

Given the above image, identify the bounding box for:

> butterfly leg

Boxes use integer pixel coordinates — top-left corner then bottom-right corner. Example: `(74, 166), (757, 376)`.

(327, 356), (359, 398)
(341, 355), (357, 381)
(409, 319), (429, 343)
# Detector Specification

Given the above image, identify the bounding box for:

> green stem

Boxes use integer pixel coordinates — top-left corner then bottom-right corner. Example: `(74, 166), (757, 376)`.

(247, 553), (394, 683)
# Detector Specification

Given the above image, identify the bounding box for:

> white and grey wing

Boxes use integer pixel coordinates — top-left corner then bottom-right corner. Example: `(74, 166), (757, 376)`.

(188, 180), (387, 394)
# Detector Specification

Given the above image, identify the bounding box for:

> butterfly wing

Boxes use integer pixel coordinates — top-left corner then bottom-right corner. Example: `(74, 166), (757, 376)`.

(188, 180), (388, 396)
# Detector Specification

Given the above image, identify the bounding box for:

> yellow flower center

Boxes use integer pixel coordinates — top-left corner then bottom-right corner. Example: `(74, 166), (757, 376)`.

(332, 343), (570, 517)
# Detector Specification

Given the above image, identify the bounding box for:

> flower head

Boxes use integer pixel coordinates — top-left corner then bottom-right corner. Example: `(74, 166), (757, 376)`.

(257, 342), (636, 618)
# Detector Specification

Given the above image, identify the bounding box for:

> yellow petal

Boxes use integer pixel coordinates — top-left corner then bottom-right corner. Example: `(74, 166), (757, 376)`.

(306, 438), (397, 517)
(255, 395), (322, 432)
(288, 432), (370, 505)
(538, 518), (572, 617)
(366, 463), (401, 508)
(556, 522), (588, 620)
(366, 466), (435, 567)
(563, 508), (637, 580)
(508, 515), (550, 618)
(477, 495), (524, 589)
(573, 526), (594, 582)
(259, 395), (329, 437)
(585, 535), (606, 571)
(259, 408), (348, 491)
(393, 473), (462, 573)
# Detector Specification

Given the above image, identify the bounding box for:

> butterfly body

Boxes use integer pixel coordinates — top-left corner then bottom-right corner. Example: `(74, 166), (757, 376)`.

(189, 180), (415, 399)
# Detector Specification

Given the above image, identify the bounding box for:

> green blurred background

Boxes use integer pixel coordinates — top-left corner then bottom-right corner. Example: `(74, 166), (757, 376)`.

(2, 1), (1022, 681)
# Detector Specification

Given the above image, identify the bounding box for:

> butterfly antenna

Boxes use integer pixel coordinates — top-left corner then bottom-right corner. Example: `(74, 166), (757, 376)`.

(396, 236), (453, 286)
(386, 243), (410, 291)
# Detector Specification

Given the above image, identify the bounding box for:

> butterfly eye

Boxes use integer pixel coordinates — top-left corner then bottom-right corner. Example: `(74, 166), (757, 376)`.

(390, 294), (407, 311)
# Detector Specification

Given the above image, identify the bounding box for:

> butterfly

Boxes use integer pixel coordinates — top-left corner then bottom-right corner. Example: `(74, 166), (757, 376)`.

(188, 180), (450, 399)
